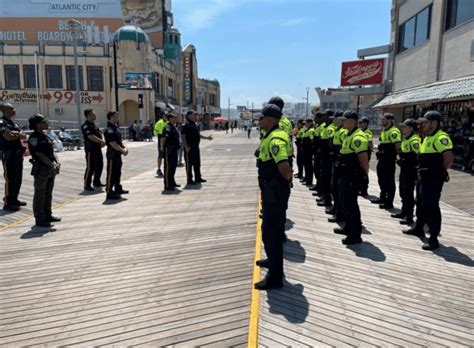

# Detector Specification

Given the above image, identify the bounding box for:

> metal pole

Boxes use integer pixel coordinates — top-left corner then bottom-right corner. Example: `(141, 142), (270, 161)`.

(305, 87), (310, 117)
(228, 97), (230, 118)
(34, 52), (40, 114)
(69, 19), (83, 144)
(113, 41), (119, 112)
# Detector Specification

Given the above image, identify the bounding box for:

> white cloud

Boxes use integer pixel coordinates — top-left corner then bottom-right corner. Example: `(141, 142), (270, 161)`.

(280, 17), (312, 27)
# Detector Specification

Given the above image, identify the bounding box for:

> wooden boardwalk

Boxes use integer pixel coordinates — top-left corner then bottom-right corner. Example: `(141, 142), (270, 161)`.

(1, 130), (473, 347)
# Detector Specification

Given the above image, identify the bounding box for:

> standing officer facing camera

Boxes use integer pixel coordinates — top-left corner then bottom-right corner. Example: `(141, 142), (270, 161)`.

(28, 114), (61, 227)
(254, 103), (292, 291)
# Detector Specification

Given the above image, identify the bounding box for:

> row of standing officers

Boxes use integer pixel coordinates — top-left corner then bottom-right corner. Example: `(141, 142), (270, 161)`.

(254, 96), (453, 291)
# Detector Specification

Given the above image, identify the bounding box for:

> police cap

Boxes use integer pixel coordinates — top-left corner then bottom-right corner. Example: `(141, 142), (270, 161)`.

(261, 104), (282, 119)
(268, 96), (285, 110)
(305, 118), (314, 123)
(400, 118), (418, 129)
(359, 116), (370, 124)
(419, 111), (442, 122)
(340, 110), (358, 120)
(383, 113), (395, 120)
(186, 110), (196, 116)
(28, 114), (46, 130)
(1, 103), (14, 112)
(334, 110), (344, 117)
(325, 109), (334, 117)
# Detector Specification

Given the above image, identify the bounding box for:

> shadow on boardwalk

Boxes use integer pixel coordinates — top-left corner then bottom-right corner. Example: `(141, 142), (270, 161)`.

(267, 282), (309, 324)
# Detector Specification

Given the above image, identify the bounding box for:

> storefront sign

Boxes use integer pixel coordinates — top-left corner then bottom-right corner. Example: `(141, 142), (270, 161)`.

(341, 58), (385, 86)
(183, 53), (193, 103)
(0, 90), (104, 104)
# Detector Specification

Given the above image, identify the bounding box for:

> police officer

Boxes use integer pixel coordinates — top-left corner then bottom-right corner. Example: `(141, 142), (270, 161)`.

(327, 111), (347, 222)
(81, 109), (105, 191)
(318, 110), (336, 207)
(268, 96), (293, 167)
(334, 110), (369, 245)
(372, 113), (401, 209)
(153, 115), (168, 177)
(28, 114), (61, 227)
(302, 119), (315, 186)
(404, 111), (453, 250)
(0, 103), (27, 211)
(294, 120), (305, 179)
(358, 117), (373, 197)
(161, 114), (181, 192)
(391, 119), (420, 225)
(254, 104), (292, 290)
(312, 111), (326, 193)
(181, 110), (213, 185)
(104, 111), (129, 200)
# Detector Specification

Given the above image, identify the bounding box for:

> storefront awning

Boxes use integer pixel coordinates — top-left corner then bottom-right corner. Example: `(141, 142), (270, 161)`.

(373, 75), (474, 108)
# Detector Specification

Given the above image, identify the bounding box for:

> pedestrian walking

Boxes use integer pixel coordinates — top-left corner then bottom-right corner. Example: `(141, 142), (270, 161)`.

(104, 111), (129, 200)
(333, 110), (369, 245)
(391, 118), (420, 225)
(81, 109), (105, 191)
(403, 111), (453, 250)
(182, 110), (213, 185)
(153, 115), (168, 177)
(161, 114), (181, 192)
(371, 113), (401, 209)
(254, 104), (292, 290)
(0, 103), (27, 211)
(28, 114), (61, 227)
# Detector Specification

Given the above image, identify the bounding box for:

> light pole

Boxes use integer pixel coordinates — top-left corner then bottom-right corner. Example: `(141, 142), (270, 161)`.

(34, 52), (40, 114)
(305, 87), (310, 117)
(68, 19), (83, 144)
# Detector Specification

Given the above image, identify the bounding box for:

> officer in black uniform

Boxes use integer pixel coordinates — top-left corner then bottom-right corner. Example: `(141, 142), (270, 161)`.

(104, 111), (129, 200)
(28, 114), (61, 227)
(181, 110), (212, 185)
(327, 110), (345, 223)
(294, 119), (305, 179)
(318, 109), (335, 207)
(358, 116), (373, 197)
(0, 103), (27, 211)
(81, 109), (105, 191)
(302, 118), (315, 185)
(161, 114), (181, 192)
(312, 111), (323, 191)
(254, 104), (292, 290)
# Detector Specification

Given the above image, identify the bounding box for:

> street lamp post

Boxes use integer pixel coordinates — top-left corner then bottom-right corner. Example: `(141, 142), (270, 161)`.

(68, 19), (83, 144)
(305, 87), (310, 117)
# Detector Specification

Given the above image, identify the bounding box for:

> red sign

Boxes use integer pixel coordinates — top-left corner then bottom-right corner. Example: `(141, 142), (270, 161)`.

(341, 58), (385, 86)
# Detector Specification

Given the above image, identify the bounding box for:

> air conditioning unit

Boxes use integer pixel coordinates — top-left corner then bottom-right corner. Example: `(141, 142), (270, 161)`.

(54, 107), (63, 114)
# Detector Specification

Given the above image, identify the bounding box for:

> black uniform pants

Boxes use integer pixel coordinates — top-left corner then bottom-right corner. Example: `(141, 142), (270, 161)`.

(106, 155), (122, 194)
(2, 150), (23, 206)
(320, 156), (332, 203)
(376, 158), (396, 204)
(296, 145), (304, 177)
(359, 150), (371, 195)
(164, 148), (178, 189)
(339, 175), (362, 238)
(399, 167), (417, 220)
(84, 148), (103, 187)
(185, 147), (202, 182)
(33, 166), (55, 220)
(414, 179), (444, 239)
(261, 178), (290, 281)
(303, 148), (313, 185)
(331, 164), (343, 219)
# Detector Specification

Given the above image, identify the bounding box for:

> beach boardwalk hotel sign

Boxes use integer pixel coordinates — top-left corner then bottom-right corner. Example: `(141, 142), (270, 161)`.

(340, 58), (385, 87)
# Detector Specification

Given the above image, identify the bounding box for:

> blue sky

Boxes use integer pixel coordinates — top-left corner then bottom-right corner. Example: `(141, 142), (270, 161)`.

(172, 0), (392, 108)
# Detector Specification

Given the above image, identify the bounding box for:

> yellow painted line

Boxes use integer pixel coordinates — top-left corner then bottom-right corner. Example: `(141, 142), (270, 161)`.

(248, 196), (262, 348)
(0, 196), (83, 232)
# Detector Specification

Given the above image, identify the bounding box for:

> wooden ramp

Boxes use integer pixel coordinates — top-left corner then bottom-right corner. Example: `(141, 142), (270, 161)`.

(258, 170), (474, 347)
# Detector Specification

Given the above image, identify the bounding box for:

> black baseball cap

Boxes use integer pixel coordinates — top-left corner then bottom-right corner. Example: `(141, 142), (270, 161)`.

(261, 104), (282, 119)
(186, 110), (196, 116)
(28, 114), (46, 130)
(400, 118), (418, 128)
(268, 96), (284, 110)
(382, 113), (395, 120)
(359, 116), (370, 124)
(419, 111), (442, 122)
(340, 110), (358, 120)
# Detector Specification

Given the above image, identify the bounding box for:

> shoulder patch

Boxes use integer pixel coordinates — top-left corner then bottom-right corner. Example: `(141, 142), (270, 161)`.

(440, 138), (449, 145)
(82, 124), (88, 129)
(354, 139), (361, 147)
(29, 138), (38, 146)
(391, 132), (397, 138)
(271, 145), (279, 155)
(107, 129), (114, 134)
(413, 143), (420, 149)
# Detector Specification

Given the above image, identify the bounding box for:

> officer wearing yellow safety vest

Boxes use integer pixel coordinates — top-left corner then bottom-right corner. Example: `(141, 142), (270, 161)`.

(327, 110), (348, 223)
(358, 117), (373, 197)
(372, 113), (401, 210)
(268, 96), (294, 167)
(153, 115), (169, 178)
(311, 111), (324, 192)
(302, 119), (315, 186)
(318, 110), (337, 207)
(294, 120), (305, 179)
(254, 103), (292, 291)
(333, 110), (369, 245)
(403, 111), (454, 251)
(391, 119), (420, 225)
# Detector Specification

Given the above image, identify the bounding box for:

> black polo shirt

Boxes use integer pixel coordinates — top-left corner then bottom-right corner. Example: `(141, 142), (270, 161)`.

(81, 120), (103, 152)
(28, 130), (55, 162)
(104, 122), (123, 157)
(0, 116), (23, 152)
(163, 123), (180, 151)
(181, 120), (200, 148)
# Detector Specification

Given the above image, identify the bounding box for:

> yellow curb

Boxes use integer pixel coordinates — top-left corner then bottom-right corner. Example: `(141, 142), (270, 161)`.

(248, 196), (262, 348)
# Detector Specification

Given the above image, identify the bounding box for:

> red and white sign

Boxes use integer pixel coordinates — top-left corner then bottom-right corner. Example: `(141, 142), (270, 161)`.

(341, 58), (385, 86)
(0, 90), (104, 104)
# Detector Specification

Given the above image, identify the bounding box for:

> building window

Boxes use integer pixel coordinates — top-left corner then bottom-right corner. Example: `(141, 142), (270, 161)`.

(23, 65), (39, 89)
(167, 78), (174, 98)
(446, 0), (474, 30)
(398, 6), (431, 53)
(87, 66), (103, 91)
(210, 94), (216, 106)
(66, 65), (84, 91)
(45, 65), (63, 89)
(153, 73), (161, 93)
(4, 65), (20, 89)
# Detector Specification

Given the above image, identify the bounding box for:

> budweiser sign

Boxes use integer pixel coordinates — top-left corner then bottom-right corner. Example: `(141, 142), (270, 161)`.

(341, 58), (385, 86)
